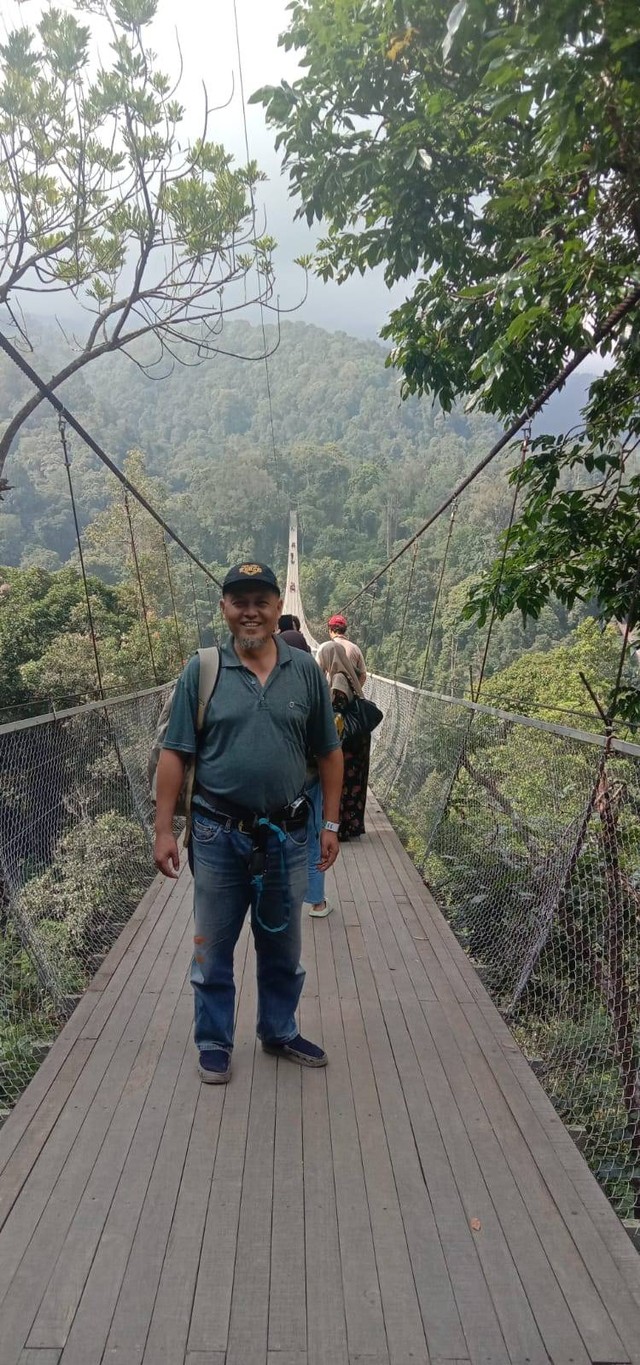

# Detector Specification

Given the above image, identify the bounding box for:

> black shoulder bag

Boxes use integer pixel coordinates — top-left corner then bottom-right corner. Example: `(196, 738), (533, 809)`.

(340, 695), (384, 742)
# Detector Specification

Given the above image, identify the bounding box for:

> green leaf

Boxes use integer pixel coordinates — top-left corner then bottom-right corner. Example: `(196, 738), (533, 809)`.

(443, 0), (468, 62)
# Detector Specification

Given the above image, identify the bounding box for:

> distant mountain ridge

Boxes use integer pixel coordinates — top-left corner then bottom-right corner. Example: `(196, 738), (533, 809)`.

(0, 318), (592, 571)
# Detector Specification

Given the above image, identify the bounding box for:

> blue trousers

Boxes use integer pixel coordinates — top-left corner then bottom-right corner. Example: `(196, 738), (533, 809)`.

(190, 809), (308, 1053)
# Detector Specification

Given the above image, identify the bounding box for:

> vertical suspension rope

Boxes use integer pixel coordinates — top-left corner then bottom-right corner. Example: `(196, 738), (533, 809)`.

(207, 587), (221, 646)
(123, 492), (159, 684)
(58, 414), (105, 699)
(58, 417), (152, 839)
(232, 0), (282, 492)
(474, 424), (531, 701)
(381, 569), (394, 637)
(188, 561), (204, 647)
(424, 430), (531, 857)
(394, 540), (420, 680)
(262, 350), (281, 491)
(360, 583), (377, 652)
(419, 499), (458, 689)
(162, 534), (184, 667)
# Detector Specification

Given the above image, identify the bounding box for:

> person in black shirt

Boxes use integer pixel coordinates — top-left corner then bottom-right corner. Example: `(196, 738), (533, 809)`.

(277, 613), (310, 653)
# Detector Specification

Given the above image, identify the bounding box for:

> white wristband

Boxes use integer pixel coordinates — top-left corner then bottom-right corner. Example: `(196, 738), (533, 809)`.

(322, 820), (340, 833)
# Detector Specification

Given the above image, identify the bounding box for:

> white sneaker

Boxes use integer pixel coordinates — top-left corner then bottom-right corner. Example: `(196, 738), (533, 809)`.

(308, 901), (333, 918)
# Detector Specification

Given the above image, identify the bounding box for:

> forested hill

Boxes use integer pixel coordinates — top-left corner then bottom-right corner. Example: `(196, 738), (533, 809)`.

(0, 316), (584, 575)
(3, 316), (618, 727)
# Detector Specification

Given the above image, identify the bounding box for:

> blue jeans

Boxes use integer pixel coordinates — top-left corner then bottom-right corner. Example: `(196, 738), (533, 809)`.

(190, 809), (308, 1053)
(305, 778), (325, 905)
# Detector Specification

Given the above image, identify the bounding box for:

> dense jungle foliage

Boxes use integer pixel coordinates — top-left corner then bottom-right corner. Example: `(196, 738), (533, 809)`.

(0, 318), (623, 729)
(257, 0), (640, 710)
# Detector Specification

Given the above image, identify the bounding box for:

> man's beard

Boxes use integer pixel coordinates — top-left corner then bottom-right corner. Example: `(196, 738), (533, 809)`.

(236, 633), (269, 651)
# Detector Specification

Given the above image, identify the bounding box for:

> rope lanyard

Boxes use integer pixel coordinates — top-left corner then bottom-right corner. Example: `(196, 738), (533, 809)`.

(249, 818), (291, 934)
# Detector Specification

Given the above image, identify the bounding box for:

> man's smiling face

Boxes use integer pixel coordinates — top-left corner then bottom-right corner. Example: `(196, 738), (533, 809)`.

(220, 586), (282, 650)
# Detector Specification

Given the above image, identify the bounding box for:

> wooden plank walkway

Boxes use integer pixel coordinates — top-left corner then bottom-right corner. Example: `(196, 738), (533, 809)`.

(1, 795), (639, 1365)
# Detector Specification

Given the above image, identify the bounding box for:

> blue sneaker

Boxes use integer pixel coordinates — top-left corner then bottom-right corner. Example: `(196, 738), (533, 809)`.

(262, 1033), (327, 1067)
(198, 1049), (232, 1084)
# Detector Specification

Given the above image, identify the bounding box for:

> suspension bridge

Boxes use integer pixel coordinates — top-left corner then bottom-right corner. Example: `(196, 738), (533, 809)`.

(0, 505), (640, 1365)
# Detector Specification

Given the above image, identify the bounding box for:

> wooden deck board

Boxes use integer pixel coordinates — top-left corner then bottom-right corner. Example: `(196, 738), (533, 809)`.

(0, 869), (179, 1204)
(314, 917), (388, 1362)
(340, 932), (468, 1364)
(300, 981), (349, 1365)
(0, 804), (637, 1365)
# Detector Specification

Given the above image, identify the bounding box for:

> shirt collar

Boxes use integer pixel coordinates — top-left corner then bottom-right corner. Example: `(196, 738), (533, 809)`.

(221, 634), (292, 668)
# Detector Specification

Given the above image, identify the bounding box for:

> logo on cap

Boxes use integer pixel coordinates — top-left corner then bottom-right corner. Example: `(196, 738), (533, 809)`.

(239, 563), (262, 576)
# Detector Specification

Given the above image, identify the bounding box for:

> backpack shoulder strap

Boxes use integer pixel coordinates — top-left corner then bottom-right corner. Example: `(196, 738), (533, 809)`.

(195, 645), (221, 732)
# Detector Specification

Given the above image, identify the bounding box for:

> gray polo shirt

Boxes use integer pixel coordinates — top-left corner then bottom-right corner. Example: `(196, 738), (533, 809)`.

(162, 635), (340, 814)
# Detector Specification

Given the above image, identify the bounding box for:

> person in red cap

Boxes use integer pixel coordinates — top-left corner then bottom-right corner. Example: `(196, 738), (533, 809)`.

(327, 614), (367, 686)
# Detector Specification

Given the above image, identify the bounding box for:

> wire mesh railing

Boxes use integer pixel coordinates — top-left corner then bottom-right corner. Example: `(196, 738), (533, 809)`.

(367, 672), (640, 1222)
(0, 685), (170, 1114)
(3, 650), (640, 1232)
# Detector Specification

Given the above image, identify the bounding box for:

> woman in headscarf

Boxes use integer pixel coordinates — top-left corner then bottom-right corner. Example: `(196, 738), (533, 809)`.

(316, 639), (370, 840)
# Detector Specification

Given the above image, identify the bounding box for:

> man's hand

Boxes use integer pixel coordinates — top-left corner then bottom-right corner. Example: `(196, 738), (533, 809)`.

(154, 831), (180, 878)
(316, 749), (343, 873)
(154, 750), (187, 878)
(317, 829), (340, 872)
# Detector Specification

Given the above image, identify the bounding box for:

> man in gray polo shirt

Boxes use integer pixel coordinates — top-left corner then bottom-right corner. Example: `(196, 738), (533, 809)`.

(153, 561), (343, 1083)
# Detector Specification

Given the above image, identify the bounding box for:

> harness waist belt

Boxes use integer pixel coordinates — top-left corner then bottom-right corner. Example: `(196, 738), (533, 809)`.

(194, 784), (308, 833)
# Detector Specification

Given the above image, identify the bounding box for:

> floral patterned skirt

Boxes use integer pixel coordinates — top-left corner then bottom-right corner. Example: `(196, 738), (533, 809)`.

(339, 733), (371, 839)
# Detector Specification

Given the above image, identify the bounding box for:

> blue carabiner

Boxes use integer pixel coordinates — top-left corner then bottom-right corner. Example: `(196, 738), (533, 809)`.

(251, 818), (290, 934)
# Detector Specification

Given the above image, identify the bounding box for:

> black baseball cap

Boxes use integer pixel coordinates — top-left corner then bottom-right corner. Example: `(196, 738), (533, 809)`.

(222, 562), (281, 595)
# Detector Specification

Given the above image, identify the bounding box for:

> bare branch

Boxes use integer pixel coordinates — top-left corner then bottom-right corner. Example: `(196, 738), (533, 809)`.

(0, 0), (291, 478)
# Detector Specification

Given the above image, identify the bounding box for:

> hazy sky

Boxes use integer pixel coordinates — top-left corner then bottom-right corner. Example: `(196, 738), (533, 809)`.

(1, 0), (411, 340)
(150, 0), (413, 336)
(2, 0), (605, 370)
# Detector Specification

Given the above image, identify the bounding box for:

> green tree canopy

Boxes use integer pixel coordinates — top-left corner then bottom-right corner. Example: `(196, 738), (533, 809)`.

(0, 564), (129, 716)
(255, 0), (640, 713)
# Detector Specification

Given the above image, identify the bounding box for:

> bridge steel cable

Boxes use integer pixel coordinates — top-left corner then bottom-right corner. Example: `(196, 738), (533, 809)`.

(0, 327), (222, 587)
(340, 281), (640, 614)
